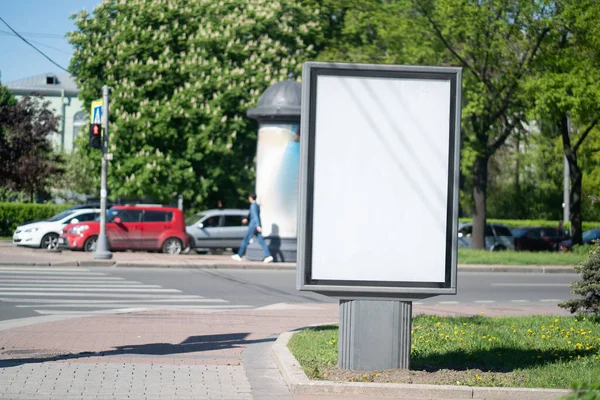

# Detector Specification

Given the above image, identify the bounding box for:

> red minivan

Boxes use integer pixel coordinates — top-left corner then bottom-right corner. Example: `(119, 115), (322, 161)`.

(60, 205), (189, 254)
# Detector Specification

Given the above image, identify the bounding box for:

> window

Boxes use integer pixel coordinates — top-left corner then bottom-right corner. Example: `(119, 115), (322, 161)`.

(186, 213), (205, 226)
(76, 212), (98, 222)
(526, 229), (541, 239)
(493, 226), (512, 237)
(223, 215), (246, 227)
(73, 112), (87, 145)
(459, 226), (472, 237)
(201, 216), (220, 228)
(118, 210), (143, 222)
(51, 211), (75, 222)
(46, 75), (58, 85)
(144, 211), (173, 222)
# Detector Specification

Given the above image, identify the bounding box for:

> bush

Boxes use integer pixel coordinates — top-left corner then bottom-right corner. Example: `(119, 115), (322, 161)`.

(559, 244), (600, 315)
(0, 202), (71, 237)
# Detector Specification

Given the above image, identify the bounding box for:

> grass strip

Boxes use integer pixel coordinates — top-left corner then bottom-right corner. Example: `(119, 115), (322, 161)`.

(457, 248), (590, 266)
(288, 315), (600, 389)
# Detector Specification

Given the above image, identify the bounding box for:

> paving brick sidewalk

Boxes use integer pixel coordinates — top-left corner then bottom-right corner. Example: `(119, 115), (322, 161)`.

(0, 303), (571, 399)
(0, 305), (339, 399)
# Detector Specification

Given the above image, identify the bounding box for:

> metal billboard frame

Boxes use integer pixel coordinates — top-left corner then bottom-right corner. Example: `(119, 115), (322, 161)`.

(296, 62), (462, 298)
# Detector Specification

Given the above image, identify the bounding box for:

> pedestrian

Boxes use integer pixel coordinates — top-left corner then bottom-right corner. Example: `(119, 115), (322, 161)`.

(231, 193), (273, 263)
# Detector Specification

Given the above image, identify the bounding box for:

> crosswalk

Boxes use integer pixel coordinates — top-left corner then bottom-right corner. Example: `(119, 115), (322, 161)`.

(0, 267), (253, 317)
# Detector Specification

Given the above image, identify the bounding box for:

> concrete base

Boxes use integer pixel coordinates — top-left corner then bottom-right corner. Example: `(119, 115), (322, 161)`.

(339, 299), (412, 370)
(246, 237), (296, 263)
(92, 234), (113, 259)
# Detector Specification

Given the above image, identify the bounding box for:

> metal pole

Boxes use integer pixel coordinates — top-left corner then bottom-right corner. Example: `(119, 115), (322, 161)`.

(93, 85), (113, 259)
(563, 114), (571, 232)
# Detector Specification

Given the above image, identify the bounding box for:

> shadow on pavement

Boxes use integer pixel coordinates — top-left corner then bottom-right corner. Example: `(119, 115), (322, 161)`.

(0, 332), (275, 368)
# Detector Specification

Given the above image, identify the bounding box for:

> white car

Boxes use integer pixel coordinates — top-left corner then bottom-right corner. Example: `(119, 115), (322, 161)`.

(13, 208), (100, 249)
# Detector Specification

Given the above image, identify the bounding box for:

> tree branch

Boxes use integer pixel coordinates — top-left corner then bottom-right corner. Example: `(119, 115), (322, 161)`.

(573, 117), (599, 152)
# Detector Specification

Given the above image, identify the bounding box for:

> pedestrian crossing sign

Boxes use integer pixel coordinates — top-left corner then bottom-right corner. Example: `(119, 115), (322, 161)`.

(90, 99), (103, 124)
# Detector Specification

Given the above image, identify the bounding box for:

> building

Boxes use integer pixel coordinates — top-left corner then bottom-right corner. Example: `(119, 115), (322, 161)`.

(4, 72), (85, 153)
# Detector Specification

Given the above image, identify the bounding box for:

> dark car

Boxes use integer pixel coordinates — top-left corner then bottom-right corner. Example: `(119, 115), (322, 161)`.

(511, 227), (566, 251)
(558, 229), (600, 252)
(458, 223), (515, 251)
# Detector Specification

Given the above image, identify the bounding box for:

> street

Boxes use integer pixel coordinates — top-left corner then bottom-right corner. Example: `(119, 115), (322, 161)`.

(0, 266), (579, 322)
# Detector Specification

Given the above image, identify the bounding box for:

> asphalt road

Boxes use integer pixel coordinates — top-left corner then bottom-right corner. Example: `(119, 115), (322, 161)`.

(0, 266), (580, 322)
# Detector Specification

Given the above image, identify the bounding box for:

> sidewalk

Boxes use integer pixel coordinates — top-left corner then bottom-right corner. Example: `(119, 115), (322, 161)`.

(0, 303), (572, 400)
(0, 245), (578, 273)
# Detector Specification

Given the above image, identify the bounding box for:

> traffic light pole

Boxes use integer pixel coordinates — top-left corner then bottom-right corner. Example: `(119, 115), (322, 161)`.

(93, 85), (113, 260)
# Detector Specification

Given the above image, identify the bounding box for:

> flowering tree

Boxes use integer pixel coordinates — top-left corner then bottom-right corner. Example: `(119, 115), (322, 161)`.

(68, 0), (325, 208)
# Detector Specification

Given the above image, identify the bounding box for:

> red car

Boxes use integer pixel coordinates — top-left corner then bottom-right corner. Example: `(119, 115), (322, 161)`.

(60, 205), (188, 254)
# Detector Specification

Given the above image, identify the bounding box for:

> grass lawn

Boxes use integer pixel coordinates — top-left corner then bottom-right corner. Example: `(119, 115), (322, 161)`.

(288, 315), (600, 389)
(457, 248), (591, 266)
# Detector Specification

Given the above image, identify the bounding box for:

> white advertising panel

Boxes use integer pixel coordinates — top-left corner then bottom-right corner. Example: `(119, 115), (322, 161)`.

(297, 62), (462, 296)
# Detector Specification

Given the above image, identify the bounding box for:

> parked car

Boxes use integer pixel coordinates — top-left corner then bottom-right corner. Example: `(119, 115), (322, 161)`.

(60, 205), (188, 254)
(558, 229), (600, 252)
(186, 209), (249, 253)
(511, 227), (567, 251)
(458, 222), (515, 251)
(13, 208), (100, 249)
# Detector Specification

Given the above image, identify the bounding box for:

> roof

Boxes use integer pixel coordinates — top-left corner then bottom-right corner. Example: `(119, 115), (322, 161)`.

(4, 73), (80, 97)
(247, 74), (301, 120)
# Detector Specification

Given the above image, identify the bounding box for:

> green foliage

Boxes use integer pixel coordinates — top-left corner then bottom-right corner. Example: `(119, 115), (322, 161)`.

(0, 203), (71, 237)
(68, 0), (325, 209)
(560, 245), (600, 315)
(0, 85), (16, 108)
(564, 378), (600, 400)
(55, 134), (101, 198)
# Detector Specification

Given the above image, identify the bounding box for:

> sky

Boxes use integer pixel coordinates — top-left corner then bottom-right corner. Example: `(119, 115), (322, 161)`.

(0, 0), (100, 84)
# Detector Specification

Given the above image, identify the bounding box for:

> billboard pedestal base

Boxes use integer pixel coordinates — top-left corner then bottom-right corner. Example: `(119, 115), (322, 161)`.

(339, 299), (411, 370)
(246, 237), (296, 262)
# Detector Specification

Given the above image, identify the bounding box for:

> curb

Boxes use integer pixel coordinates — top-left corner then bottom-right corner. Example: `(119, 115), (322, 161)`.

(0, 261), (577, 272)
(272, 331), (572, 400)
(0, 261), (297, 269)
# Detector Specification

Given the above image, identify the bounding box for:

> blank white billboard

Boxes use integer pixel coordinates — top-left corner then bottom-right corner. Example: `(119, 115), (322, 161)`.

(311, 75), (450, 282)
(297, 62), (461, 295)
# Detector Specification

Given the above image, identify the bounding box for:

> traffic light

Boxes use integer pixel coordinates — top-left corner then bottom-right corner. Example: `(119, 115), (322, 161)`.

(89, 123), (102, 149)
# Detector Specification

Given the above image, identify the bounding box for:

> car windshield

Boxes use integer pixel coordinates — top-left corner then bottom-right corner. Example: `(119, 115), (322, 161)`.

(48, 210), (75, 222)
(96, 209), (121, 222)
(583, 230), (600, 242)
(186, 213), (206, 226)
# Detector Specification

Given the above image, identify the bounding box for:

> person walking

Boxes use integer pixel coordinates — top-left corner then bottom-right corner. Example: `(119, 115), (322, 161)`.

(231, 193), (273, 263)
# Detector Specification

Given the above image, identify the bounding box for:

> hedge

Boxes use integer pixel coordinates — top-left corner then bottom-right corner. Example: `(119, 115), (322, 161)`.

(458, 217), (600, 232)
(0, 203), (71, 237)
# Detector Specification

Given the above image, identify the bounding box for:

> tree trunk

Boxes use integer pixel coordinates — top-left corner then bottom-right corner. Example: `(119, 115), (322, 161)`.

(472, 154), (489, 249)
(559, 113), (583, 245)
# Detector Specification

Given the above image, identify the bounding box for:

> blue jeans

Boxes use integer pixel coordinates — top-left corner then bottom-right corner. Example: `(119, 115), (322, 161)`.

(238, 225), (271, 258)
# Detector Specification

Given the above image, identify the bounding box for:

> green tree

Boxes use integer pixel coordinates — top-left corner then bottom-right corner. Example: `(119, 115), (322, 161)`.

(528, 0), (600, 245)
(68, 0), (325, 208)
(318, 0), (558, 248)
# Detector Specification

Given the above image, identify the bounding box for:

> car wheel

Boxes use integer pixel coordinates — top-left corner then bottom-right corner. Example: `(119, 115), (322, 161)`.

(492, 245), (506, 251)
(84, 236), (98, 252)
(41, 233), (59, 250)
(231, 248), (239, 254)
(162, 238), (183, 255)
